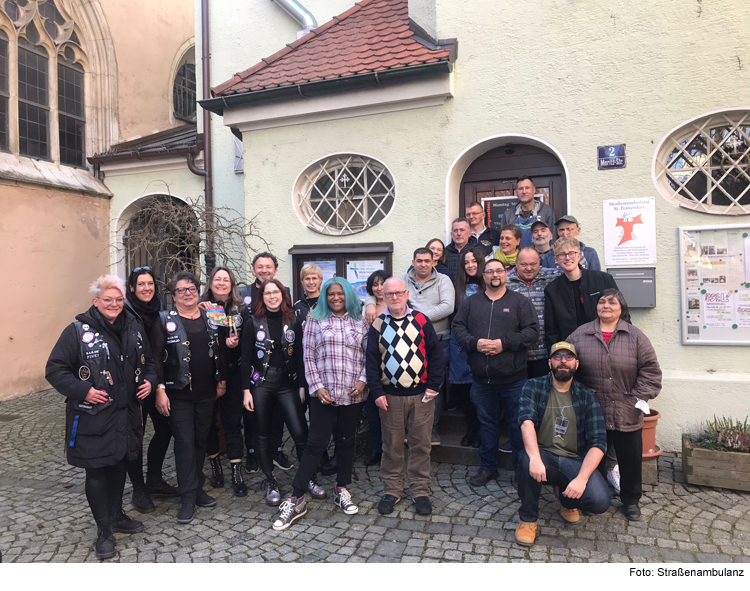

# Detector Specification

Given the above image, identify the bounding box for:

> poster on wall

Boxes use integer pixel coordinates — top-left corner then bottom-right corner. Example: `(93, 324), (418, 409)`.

(482, 197), (517, 230)
(678, 224), (750, 346)
(602, 197), (657, 265)
(346, 259), (385, 299)
(303, 260), (337, 283)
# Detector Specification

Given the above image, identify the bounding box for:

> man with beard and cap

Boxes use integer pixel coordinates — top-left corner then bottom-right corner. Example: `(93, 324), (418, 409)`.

(530, 220), (554, 260)
(513, 341), (611, 547)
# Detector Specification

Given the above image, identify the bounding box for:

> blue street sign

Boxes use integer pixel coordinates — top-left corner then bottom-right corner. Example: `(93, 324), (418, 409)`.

(598, 144), (626, 169)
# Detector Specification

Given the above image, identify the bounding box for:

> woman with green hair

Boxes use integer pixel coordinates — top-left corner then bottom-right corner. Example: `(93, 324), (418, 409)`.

(272, 277), (369, 531)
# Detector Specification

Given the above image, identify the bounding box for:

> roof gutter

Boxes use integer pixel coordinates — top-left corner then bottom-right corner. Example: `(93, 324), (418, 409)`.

(200, 61), (452, 115)
(272, 0), (318, 38)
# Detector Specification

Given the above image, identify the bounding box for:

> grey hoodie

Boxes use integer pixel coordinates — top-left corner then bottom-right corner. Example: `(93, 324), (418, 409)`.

(402, 268), (455, 338)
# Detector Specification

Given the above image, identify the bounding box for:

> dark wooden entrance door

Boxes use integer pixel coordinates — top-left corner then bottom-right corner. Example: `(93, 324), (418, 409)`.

(460, 143), (567, 226)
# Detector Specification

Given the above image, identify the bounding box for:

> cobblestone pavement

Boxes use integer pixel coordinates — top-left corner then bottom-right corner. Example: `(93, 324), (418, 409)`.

(1, 390), (750, 563)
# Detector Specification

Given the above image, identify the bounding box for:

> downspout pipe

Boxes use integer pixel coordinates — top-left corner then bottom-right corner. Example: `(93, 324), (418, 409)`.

(272, 0), (318, 38)
(201, 0), (215, 272)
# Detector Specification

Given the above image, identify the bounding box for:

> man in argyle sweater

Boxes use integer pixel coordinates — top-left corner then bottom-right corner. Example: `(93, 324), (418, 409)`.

(366, 278), (444, 517)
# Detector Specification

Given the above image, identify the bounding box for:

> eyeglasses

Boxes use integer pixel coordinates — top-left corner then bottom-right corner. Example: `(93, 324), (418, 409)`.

(383, 290), (407, 298)
(132, 266), (152, 274)
(99, 297), (125, 305)
(552, 353), (576, 361)
(264, 290), (282, 297)
(555, 251), (579, 260)
(483, 269), (506, 276)
(174, 286), (198, 295)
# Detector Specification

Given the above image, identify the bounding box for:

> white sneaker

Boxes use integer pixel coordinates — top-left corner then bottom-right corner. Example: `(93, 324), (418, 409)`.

(334, 486), (358, 515)
(607, 464), (621, 495)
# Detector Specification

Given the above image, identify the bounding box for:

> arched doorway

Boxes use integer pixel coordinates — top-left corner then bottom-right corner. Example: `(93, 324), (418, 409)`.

(446, 135), (570, 232)
(115, 194), (199, 293)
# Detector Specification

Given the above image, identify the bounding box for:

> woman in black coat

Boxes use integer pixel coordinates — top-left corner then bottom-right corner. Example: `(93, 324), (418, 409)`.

(124, 266), (178, 513)
(46, 275), (157, 560)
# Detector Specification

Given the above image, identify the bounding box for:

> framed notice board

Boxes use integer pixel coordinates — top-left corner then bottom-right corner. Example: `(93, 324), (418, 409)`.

(678, 224), (750, 346)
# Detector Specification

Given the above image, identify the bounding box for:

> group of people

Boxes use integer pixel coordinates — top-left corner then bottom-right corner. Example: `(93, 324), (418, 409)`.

(46, 175), (662, 559)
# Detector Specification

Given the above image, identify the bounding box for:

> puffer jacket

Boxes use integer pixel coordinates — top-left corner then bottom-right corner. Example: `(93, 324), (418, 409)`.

(567, 319), (662, 432)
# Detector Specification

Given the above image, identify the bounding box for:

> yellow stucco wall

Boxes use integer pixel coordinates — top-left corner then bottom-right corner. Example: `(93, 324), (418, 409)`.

(103, 0), (194, 140)
(222, 0), (750, 450)
(0, 184), (110, 400)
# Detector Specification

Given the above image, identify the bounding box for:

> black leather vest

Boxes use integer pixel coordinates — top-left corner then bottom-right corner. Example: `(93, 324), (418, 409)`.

(246, 315), (298, 387)
(160, 309), (219, 390)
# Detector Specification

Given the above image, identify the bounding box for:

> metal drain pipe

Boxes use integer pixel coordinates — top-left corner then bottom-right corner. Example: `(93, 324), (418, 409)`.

(272, 0), (318, 38)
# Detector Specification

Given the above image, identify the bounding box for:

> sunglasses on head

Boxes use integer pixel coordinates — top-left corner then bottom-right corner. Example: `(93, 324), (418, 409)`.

(132, 266), (153, 274)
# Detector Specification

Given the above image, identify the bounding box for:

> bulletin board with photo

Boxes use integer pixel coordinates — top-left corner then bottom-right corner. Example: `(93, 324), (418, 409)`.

(679, 224), (750, 346)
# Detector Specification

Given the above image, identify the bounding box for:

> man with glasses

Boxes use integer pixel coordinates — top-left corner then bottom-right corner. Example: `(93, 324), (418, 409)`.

(543, 237), (618, 350)
(542, 216), (601, 271)
(366, 278), (445, 516)
(514, 342), (610, 546)
(465, 201), (500, 258)
(452, 259), (539, 487)
(506, 247), (561, 378)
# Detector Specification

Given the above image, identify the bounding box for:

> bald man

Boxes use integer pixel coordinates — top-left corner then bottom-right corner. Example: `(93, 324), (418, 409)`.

(366, 278), (445, 516)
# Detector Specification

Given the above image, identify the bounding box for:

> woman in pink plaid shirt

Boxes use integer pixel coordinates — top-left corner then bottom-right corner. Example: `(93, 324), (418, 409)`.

(272, 278), (369, 531)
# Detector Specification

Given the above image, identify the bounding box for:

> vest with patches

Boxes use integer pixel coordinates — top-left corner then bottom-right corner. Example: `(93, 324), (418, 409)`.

(371, 312), (430, 390)
(159, 309), (219, 390)
(246, 315), (298, 386)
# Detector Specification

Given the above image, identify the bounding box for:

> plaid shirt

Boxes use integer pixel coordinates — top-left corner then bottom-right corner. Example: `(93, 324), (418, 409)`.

(518, 374), (607, 457)
(303, 313), (369, 405)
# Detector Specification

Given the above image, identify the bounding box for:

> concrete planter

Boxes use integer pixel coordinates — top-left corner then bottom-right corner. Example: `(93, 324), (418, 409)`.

(682, 435), (750, 492)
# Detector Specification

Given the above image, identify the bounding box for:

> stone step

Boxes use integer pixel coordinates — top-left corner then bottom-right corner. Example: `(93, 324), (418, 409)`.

(429, 430), (514, 469)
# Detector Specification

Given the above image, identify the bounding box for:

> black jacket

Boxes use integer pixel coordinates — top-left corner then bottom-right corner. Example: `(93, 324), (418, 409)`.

(444, 237), (478, 284)
(452, 289), (539, 384)
(45, 306), (157, 469)
(473, 226), (501, 258)
(240, 314), (305, 389)
(543, 268), (618, 350)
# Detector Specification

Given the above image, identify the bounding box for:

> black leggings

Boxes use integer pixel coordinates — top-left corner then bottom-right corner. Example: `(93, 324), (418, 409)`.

(207, 368), (245, 461)
(292, 398), (364, 496)
(85, 461), (127, 523)
(125, 394), (173, 487)
(598, 428), (642, 506)
(252, 379), (308, 477)
(169, 394), (215, 496)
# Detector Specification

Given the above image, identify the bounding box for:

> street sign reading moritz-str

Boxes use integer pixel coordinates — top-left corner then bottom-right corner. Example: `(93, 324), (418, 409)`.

(598, 144), (626, 169)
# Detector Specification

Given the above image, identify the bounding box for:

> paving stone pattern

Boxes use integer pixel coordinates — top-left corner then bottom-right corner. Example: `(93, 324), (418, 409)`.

(1, 390), (750, 563)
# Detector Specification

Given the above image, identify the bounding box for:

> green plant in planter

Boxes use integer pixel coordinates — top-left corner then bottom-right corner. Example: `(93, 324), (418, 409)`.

(693, 416), (750, 453)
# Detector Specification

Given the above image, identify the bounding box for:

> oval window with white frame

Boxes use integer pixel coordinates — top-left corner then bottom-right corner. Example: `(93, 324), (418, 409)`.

(654, 110), (750, 215)
(294, 154), (396, 236)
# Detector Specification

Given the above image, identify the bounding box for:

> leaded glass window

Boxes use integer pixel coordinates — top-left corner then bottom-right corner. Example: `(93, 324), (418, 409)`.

(18, 38), (49, 159)
(0, 32), (8, 151)
(58, 58), (84, 167)
(173, 62), (196, 122)
(295, 155), (396, 236)
(655, 111), (750, 215)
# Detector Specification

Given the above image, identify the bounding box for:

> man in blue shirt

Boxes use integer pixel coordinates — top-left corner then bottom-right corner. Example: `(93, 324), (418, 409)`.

(542, 216), (601, 271)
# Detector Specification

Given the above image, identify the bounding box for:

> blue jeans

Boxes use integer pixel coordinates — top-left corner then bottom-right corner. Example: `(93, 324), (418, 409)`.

(470, 379), (526, 471)
(517, 448), (611, 522)
(434, 338), (450, 427)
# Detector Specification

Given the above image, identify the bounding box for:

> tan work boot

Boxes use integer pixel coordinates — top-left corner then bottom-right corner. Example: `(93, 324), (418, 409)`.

(560, 506), (580, 523)
(514, 521), (537, 546)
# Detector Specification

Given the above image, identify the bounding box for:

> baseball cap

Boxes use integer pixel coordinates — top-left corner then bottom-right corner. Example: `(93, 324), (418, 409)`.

(555, 215), (580, 226)
(531, 219), (550, 230)
(549, 341), (577, 358)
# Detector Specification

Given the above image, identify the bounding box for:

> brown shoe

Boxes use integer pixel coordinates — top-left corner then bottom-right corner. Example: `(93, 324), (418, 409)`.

(514, 521), (537, 546)
(560, 506), (580, 523)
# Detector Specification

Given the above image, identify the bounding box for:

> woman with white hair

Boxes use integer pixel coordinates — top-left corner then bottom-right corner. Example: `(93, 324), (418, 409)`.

(46, 275), (157, 560)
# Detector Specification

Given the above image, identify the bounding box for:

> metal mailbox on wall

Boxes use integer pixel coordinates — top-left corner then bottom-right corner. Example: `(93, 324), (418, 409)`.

(607, 268), (656, 308)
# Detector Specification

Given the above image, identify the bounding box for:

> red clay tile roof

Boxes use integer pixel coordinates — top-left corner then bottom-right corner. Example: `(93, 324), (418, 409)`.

(212, 0), (451, 96)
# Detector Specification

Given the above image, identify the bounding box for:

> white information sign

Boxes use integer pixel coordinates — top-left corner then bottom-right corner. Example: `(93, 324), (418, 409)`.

(602, 197), (657, 265)
(346, 259), (385, 300)
(678, 224), (750, 346)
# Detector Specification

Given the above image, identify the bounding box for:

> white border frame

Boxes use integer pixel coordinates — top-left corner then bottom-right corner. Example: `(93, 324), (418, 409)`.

(290, 151), (398, 236)
(678, 222), (750, 346)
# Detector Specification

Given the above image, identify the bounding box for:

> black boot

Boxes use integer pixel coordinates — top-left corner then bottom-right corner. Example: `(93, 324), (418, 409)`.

(208, 456), (225, 488)
(111, 494), (144, 534)
(94, 517), (116, 560)
(230, 462), (248, 497)
(177, 492), (197, 524)
(146, 473), (179, 497)
(131, 485), (155, 513)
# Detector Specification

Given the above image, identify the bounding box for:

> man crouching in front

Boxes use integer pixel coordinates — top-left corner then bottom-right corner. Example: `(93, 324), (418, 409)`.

(514, 341), (611, 546)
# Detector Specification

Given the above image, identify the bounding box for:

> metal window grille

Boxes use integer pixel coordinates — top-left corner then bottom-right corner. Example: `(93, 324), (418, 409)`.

(296, 155), (396, 236)
(655, 111), (750, 215)
(173, 63), (196, 122)
(58, 59), (85, 167)
(0, 33), (8, 151)
(18, 39), (49, 159)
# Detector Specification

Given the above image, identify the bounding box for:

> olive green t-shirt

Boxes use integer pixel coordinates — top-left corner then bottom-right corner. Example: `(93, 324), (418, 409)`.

(537, 386), (579, 459)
